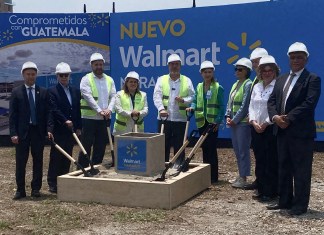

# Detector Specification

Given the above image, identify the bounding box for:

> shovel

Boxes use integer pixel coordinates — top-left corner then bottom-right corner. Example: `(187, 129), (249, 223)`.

(131, 114), (140, 133)
(155, 129), (199, 181)
(106, 118), (115, 167)
(70, 128), (100, 175)
(174, 123), (217, 175)
(50, 139), (92, 177)
(183, 109), (194, 144)
(160, 113), (168, 134)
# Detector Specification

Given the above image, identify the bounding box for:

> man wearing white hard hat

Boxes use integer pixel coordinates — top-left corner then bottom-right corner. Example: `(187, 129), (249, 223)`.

(9, 61), (53, 199)
(267, 42), (321, 215)
(225, 57), (252, 188)
(79, 53), (116, 168)
(113, 71), (148, 135)
(47, 62), (82, 193)
(249, 55), (279, 202)
(153, 53), (195, 164)
(187, 61), (225, 183)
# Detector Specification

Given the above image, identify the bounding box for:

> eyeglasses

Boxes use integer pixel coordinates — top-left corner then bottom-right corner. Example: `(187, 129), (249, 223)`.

(262, 69), (274, 74)
(59, 74), (69, 78)
(235, 68), (244, 72)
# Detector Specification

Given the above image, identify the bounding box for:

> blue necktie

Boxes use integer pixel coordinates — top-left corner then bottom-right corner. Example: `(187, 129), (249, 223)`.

(28, 87), (37, 125)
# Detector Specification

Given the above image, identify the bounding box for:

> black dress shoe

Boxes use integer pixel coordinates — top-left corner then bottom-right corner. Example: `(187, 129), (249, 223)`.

(288, 208), (307, 216)
(243, 181), (257, 190)
(48, 186), (57, 193)
(31, 190), (41, 197)
(266, 203), (290, 210)
(13, 191), (26, 200)
(258, 196), (276, 203)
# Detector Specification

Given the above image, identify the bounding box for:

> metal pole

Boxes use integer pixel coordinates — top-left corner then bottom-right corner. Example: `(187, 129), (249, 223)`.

(83, 4), (87, 13)
(193, 0), (196, 8)
(112, 2), (115, 13)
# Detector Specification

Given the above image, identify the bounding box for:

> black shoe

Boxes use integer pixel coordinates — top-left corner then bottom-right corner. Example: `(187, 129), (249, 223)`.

(288, 208), (307, 216)
(48, 186), (57, 193)
(252, 194), (263, 200)
(258, 196), (276, 203)
(243, 181), (257, 190)
(31, 190), (41, 197)
(266, 203), (290, 210)
(13, 191), (26, 200)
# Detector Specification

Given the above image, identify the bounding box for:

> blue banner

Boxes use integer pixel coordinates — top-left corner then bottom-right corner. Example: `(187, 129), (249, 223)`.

(0, 13), (110, 135)
(110, 0), (324, 140)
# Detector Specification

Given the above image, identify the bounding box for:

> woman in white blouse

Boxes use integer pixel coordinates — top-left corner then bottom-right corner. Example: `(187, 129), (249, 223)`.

(249, 55), (279, 202)
(113, 71), (148, 136)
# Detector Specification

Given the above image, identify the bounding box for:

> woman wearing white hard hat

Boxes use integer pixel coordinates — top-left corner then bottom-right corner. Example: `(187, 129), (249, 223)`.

(225, 57), (253, 188)
(113, 71), (148, 135)
(187, 61), (225, 183)
(249, 55), (279, 202)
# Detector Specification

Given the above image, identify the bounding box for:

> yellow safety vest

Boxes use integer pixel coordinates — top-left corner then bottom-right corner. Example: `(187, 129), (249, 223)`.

(80, 73), (113, 116)
(161, 74), (189, 116)
(229, 79), (250, 123)
(114, 91), (145, 131)
(195, 82), (220, 128)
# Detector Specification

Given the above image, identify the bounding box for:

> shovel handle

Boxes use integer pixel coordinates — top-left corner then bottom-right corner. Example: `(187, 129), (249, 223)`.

(72, 132), (87, 155)
(51, 140), (76, 163)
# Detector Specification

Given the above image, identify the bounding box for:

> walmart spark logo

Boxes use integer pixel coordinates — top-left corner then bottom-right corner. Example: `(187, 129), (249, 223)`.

(126, 143), (138, 157)
(88, 13), (109, 28)
(227, 32), (261, 64)
(2, 29), (13, 41)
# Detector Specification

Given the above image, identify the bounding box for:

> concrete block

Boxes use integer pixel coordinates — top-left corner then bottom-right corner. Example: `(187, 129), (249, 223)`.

(57, 163), (211, 209)
(114, 132), (165, 176)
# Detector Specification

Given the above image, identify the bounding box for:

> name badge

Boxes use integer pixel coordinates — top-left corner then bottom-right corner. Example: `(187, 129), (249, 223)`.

(206, 90), (212, 100)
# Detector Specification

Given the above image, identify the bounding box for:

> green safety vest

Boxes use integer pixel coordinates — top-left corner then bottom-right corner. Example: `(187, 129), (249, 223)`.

(229, 79), (250, 123)
(161, 74), (189, 116)
(114, 91), (145, 131)
(80, 72), (113, 116)
(195, 82), (220, 128)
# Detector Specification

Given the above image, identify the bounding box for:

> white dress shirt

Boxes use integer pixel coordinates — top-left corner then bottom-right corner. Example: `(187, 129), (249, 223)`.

(282, 68), (304, 108)
(153, 74), (195, 122)
(80, 72), (116, 120)
(249, 79), (276, 124)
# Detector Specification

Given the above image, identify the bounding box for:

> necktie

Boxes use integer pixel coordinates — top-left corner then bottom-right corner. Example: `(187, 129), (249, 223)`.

(280, 73), (296, 114)
(28, 87), (37, 125)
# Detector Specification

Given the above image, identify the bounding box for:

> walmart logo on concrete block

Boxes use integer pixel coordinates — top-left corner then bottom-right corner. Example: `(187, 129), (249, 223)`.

(117, 139), (146, 172)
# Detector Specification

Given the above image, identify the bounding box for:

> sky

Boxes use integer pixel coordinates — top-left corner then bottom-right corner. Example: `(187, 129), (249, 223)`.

(13, 0), (268, 13)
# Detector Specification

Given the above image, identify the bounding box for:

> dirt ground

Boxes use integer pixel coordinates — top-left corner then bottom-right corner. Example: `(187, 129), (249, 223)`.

(0, 145), (324, 235)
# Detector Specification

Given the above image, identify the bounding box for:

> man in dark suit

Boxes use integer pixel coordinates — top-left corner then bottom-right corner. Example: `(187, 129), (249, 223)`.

(9, 61), (53, 200)
(267, 42), (321, 215)
(47, 62), (82, 193)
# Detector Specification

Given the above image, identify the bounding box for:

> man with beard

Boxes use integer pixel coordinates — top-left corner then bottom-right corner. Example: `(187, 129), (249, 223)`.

(78, 53), (116, 167)
(153, 54), (195, 166)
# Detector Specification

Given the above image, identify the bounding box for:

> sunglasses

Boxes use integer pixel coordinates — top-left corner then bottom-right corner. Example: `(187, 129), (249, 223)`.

(235, 68), (244, 72)
(59, 74), (69, 78)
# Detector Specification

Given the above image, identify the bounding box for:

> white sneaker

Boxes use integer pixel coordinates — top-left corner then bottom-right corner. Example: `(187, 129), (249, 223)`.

(232, 177), (248, 188)
(229, 176), (240, 184)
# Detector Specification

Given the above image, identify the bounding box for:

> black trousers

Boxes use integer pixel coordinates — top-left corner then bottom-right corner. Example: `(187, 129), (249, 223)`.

(15, 125), (45, 192)
(158, 120), (186, 164)
(78, 118), (108, 168)
(199, 121), (219, 182)
(277, 131), (314, 210)
(251, 125), (278, 197)
(47, 131), (74, 188)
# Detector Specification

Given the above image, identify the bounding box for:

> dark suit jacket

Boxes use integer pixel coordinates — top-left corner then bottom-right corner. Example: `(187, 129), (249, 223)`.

(268, 69), (321, 138)
(9, 84), (52, 140)
(48, 83), (81, 134)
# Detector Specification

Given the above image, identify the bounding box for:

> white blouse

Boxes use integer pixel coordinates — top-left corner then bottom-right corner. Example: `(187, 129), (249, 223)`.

(249, 79), (276, 124)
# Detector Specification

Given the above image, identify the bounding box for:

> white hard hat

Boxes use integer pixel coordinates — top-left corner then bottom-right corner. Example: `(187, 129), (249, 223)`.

(125, 71), (140, 81)
(167, 54), (182, 64)
(21, 61), (38, 74)
(250, 48), (268, 60)
(90, 52), (105, 63)
(234, 58), (252, 70)
(199, 61), (215, 72)
(259, 55), (277, 67)
(287, 42), (309, 57)
(55, 62), (72, 74)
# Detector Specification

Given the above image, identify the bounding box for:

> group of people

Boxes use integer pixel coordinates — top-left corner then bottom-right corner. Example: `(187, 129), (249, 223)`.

(9, 42), (321, 216)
